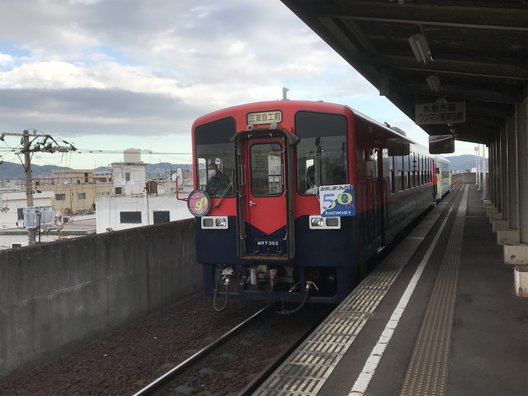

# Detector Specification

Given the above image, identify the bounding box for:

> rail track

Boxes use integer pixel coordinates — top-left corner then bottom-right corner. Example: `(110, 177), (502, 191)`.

(133, 303), (332, 395)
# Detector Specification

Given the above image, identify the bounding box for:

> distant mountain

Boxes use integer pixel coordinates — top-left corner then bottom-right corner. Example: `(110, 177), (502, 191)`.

(445, 154), (476, 173)
(0, 161), (71, 180)
(0, 161), (22, 180)
(0, 157), (477, 180)
(1, 161), (193, 180)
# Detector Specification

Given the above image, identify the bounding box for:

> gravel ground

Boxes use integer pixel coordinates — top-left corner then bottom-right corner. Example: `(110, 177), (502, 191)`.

(0, 294), (265, 396)
(160, 303), (332, 395)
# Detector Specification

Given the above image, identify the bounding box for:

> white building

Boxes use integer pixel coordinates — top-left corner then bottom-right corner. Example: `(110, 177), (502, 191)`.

(111, 149), (146, 196)
(96, 149), (193, 233)
(95, 194), (192, 233)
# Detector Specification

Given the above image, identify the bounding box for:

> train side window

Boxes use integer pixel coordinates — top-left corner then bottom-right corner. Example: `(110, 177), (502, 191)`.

(365, 149), (377, 179)
(411, 153), (417, 187)
(420, 155), (424, 185)
(390, 156), (395, 194)
(295, 111), (347, 195)
(406, 155), (411, 189)
(422, 156), (426, 184)
(194, 117), (235, 197)
(400, 156), (407, 191)
(427, 159), (431, 182)
(416, 154), (420, 186)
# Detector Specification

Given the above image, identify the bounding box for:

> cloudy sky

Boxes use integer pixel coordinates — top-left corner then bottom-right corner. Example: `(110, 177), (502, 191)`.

(0, 0), (477, 169)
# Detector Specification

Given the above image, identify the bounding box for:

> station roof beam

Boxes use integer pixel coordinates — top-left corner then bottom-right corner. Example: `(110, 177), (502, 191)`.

(281, 0), (528, 145)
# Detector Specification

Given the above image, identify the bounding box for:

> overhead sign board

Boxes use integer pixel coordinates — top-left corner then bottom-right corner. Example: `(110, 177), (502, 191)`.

(415, 101), (465, 125)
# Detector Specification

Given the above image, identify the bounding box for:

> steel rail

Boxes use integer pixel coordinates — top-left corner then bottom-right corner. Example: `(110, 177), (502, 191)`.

(237, 314), (326, 396)
(132, 304), (273, 396)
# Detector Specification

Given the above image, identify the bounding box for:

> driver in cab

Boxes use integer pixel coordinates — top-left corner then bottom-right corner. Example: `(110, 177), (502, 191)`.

(206, 163), (231, 196)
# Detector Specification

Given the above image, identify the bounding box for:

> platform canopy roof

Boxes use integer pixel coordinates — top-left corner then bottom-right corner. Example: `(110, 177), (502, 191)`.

(281, 0), (528, 145)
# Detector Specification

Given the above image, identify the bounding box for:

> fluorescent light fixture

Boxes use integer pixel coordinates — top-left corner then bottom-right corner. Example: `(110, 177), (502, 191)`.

(426, 75), (441, 92)
(408, 34), (433, 63)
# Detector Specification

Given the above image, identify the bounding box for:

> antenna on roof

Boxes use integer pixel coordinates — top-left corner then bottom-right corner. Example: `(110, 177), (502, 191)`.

(282, 87), (289, 100)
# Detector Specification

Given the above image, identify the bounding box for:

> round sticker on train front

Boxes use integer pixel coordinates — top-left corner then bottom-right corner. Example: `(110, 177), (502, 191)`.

(187, 190), (211, 217)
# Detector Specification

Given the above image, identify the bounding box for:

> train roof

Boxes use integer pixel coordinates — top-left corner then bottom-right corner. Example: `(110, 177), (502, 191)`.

(193, 99), (421, 147)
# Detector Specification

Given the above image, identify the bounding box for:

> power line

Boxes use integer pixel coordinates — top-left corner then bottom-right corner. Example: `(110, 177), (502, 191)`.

(0, 148), (191, 155)
(75, 149), (191, 155)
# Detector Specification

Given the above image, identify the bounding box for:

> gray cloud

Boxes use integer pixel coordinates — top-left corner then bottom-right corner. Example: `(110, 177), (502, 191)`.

(0, 0), (386, 167)
(0, 88), (202, 136)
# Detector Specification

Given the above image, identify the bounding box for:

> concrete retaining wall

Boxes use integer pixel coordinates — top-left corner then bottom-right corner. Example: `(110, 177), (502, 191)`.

(462, 172), (476, 184)
(0, 218), (199, 377)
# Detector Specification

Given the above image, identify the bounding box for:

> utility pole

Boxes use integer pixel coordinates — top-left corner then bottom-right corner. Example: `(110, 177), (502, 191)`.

(1, 129), (77, 244)
(23, 130), (35, 244)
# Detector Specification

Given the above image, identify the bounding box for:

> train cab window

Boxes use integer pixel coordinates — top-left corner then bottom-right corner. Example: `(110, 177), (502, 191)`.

(250, 143), (283, 196)
(195, 117), (235, 197)
(295, 111), (347, 195)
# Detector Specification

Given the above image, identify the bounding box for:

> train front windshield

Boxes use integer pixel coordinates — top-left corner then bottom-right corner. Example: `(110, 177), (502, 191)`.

(195, 117), (236, 197)
(295, 111), (348, 195)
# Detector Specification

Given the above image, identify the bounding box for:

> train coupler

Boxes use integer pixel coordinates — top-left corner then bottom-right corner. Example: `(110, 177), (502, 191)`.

(221, 267), (234, 286)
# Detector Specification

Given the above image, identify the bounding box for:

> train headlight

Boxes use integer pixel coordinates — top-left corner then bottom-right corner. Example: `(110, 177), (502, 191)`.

(202, 218), (214, 227)
(309, 216), (341, 230)
(310, 217), (325, 228)
(215, 217), (227, 228)
(201, 216), (228, 229)
(326, 218), (339, 227)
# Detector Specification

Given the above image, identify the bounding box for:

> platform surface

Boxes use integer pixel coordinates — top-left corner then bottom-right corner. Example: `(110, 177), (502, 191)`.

(256, 184), (528, 396)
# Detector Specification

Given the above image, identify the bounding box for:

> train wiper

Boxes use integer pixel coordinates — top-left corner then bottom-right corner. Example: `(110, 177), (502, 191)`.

(305, 178), (320, 201)
(214, 182), (233, 208)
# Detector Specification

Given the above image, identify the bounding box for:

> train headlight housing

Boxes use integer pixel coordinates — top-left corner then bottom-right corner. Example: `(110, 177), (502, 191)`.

(215, 217), (227, 228)
(309, 216), (341, 230)
(310, 217), (325, 228)
(201, 216), (228, 229)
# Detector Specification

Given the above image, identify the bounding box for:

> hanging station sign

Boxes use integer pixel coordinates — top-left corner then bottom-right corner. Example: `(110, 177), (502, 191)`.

(415, 101), (465, 125)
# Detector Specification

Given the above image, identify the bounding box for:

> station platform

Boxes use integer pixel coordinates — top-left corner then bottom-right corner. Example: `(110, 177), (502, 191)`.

(256, 183), (528, 396)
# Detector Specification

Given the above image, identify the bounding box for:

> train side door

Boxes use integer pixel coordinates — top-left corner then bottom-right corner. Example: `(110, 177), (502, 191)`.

(235, 133), (294, 260)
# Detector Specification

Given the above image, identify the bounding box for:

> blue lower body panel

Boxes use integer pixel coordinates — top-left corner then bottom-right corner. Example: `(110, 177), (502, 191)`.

(197, 215), (362, 304)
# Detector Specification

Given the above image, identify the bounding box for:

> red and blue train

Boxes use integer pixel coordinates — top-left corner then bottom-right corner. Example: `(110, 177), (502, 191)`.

(188, 100), (450, 310)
